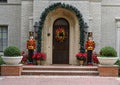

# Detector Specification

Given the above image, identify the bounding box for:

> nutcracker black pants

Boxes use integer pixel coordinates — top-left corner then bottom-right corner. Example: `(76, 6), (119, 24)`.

(28, 50), (34, 63)
(87, 50), (93, 64)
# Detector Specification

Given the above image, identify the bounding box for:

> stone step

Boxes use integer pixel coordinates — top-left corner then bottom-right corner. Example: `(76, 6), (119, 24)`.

(22, 70), (99, 76)
(23, 66), (98, 71)
(22, 65), (99, 76)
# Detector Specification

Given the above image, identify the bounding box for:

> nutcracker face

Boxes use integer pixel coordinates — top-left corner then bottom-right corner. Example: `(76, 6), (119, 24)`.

(30, 36), (34, 39)
(88, 37), (93, 40)
(27, 36), (36, 50)
(86, 37), (95, 50)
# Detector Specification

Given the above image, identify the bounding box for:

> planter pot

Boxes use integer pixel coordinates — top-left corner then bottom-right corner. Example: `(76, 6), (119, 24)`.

(36, 60), (41, 65)
(98, 65), (119, 77)
(98, 57), (119, 65)
(2, 56), (23, 65)
(1, 64), (23, 76)
(36, 60), (45, 65)
(41, 61), (45, 65)
(79, 60), (84, 66)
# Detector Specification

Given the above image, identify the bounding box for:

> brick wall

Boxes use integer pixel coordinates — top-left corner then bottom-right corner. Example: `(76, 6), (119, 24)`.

(1, 65), (23, 76)
(98, 65), (119, 77)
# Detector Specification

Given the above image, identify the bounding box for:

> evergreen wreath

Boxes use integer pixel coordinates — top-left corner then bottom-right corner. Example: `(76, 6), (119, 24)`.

(55, 27), (66, 42)
(37, 2), (87, 53)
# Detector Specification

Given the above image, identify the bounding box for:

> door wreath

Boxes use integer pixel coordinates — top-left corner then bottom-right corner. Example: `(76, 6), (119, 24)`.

(55, 27), (66, 42)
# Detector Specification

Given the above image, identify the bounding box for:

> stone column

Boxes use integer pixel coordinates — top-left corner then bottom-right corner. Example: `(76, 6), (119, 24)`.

(115, 17), (120, 58)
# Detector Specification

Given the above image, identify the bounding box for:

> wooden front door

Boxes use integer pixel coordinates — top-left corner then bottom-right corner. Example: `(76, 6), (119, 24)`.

(53, 18), (69, 64)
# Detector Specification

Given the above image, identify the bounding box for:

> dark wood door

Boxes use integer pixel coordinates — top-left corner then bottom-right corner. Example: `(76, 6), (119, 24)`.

(53, 18), (69, 64)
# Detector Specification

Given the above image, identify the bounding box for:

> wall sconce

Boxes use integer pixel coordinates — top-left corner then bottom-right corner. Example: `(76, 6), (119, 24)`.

(34, 22), (40, 39)
(84, 22), (89, 34)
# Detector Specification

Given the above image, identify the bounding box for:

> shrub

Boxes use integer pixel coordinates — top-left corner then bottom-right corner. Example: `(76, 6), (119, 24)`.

(115, 59), (120, 66)
(0, 55), (4, 65)
(115, 59), (120, 76)
(4, 46), (21, 57)
(99, 46), (117, 57)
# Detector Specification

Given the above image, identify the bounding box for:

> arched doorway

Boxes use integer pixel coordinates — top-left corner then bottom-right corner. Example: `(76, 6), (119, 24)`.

(41, 7), (83, 64)
(53, 18), (69, 64)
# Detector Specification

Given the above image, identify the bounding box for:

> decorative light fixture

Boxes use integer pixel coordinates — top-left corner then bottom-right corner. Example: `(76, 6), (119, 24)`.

(34, 22), (40, 39)
(84, 22), (89, 34)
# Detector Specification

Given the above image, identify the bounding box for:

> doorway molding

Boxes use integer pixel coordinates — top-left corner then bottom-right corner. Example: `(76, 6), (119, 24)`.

(37, 3), (87, 64)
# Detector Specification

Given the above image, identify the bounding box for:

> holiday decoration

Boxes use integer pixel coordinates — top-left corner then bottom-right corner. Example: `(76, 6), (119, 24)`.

(85, 32), (95, 65)
(55, 27), (66, 42)
(37, 2), (87, 53)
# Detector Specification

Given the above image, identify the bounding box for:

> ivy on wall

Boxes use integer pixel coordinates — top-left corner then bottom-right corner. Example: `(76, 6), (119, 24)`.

(37, 2), (87, 53)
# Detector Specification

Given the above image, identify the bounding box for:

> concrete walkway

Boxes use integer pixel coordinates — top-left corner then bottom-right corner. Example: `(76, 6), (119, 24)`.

(0, 76), (120, 85)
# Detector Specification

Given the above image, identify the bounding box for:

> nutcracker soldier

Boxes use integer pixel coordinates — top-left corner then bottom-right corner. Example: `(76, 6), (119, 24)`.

(85, 32), (95, 65)
(26, 31), (36, 63)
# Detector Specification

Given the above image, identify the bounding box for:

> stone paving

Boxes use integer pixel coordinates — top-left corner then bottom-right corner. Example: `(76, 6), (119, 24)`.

(0, 76), (120, 85)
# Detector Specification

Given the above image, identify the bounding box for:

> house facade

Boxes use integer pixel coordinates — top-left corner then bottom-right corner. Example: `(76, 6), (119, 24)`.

(0, 0), (120, 64)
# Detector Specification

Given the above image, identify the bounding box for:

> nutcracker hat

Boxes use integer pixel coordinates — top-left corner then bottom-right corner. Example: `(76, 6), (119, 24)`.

(29, 31), (34, 36)
(88, 32), (93, 37)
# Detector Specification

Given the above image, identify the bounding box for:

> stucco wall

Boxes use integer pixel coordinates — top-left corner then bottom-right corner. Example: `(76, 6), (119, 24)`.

(0, 4), (21, 48)
(101, 0), (120, 49)
(8, 0), (21, 4)
(33, 0), (89, 24)
(89, 1), (101, 52)
(21, 0), (33, 50)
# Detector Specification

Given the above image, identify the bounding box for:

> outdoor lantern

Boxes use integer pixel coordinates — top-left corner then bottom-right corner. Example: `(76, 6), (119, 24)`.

(84, 22), (89, 41)
(84, 22), (89, 28)
(84, 22), (89, 34)
(34, 22), (40, 39)
(34, 22), (39, 33)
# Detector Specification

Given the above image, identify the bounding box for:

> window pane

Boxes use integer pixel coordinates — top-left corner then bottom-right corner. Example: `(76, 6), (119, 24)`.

(3, 42), (7, 46)
(0, 0), (7, 2)
(0, 33), (1, 38)
(0, 46), (2, 52)
(0, 40), (2, 46)
(3, 40), (7, 46)
(0, 27), (2, 38)
(3, 46), (7, 51)
(3, 39), (7, 43)
(3, 33), (7, 38)
(0, 26), (8, 52)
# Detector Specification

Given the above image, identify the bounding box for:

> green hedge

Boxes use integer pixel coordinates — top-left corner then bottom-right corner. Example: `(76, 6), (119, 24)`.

(4, 46), (21, 56)
(115, 59), (120, 76)
(99, 46), (117, 57)
(0, 55), (4, 65)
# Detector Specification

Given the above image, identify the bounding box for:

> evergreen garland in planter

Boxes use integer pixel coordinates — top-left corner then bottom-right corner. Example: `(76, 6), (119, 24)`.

(37, 2), (87, 53)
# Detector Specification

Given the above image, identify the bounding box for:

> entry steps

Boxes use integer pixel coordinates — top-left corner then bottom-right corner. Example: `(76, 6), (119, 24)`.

(22, 65), (99, 76)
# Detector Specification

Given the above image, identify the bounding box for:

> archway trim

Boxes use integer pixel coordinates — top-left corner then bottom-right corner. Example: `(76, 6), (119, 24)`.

(37, 2), (86, 53)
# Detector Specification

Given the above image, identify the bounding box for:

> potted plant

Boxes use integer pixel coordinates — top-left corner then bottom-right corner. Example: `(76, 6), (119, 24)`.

(75, 52), (87, 66)
(2, 46), (22, 65)
(92, 52), (99, 65)
(98, 46), (119, 65)
(32, 52), (46, 65)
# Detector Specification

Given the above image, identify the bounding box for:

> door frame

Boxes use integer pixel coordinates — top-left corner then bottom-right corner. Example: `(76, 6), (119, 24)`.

(52, 18), (69, 64)
(42, 8), (80, 65)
